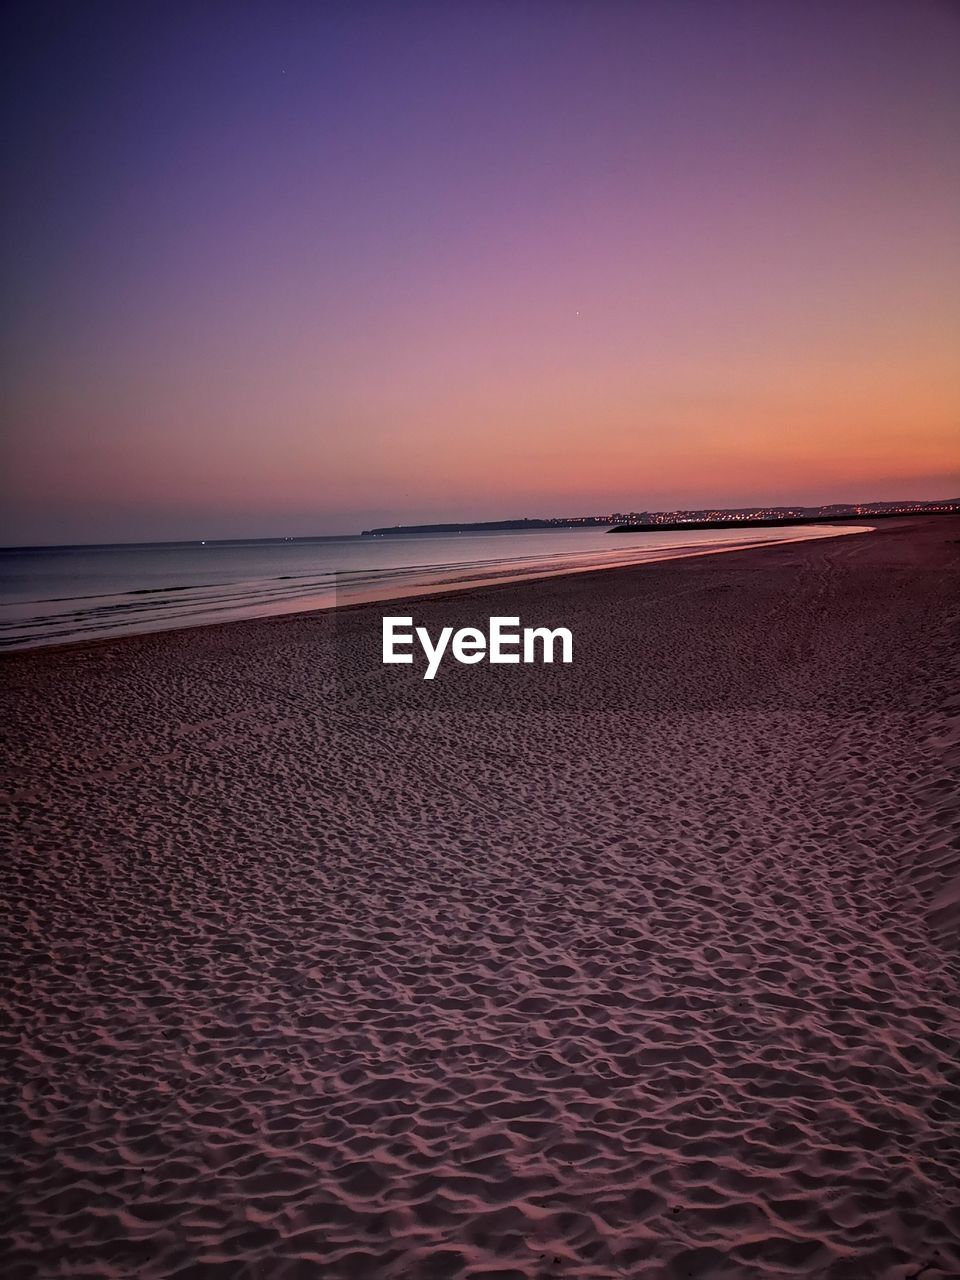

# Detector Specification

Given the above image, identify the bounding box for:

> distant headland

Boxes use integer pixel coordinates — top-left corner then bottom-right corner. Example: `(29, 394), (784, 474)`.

(361, 499), (958, 537)
(362, 518), (596, 536)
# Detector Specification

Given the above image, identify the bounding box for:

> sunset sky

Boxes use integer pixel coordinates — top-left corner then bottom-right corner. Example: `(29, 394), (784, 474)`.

(2, 0), (959, 544)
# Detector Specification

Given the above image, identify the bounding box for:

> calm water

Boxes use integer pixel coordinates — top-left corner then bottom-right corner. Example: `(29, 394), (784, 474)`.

(0, 525), (867, 650)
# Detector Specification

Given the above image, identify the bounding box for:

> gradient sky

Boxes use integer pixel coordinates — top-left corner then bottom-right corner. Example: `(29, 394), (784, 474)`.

(2, 0), (959, 543)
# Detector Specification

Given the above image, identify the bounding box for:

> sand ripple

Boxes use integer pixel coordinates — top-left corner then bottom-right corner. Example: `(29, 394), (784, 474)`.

(2, 521), (959, 1277)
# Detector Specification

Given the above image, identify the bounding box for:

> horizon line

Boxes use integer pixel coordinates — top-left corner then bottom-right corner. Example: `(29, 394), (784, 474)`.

(3, 494), (959, 552)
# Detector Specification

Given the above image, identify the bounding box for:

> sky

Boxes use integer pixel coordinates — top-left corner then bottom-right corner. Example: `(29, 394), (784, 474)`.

(2, 0), (959, 544)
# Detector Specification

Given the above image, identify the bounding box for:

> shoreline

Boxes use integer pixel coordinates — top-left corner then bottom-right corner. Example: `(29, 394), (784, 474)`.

(3, 516), (958, 1278)
(0, 521), (873, 661)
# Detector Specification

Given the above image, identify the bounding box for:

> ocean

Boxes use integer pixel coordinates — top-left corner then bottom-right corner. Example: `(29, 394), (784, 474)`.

(0, 524), (866, 650)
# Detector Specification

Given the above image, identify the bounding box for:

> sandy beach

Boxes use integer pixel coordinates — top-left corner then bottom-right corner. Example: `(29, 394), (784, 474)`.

(2, 516), (958, 1279)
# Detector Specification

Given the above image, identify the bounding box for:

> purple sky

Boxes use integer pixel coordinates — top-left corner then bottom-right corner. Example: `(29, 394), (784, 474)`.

(2, 0), (959, 543)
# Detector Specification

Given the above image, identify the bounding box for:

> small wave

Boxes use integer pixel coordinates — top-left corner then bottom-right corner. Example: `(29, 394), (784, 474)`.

(0, 526), (870, 650)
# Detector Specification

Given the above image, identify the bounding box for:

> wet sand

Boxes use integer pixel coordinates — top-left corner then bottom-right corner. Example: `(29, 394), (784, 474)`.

(2, 517), (959, 1279)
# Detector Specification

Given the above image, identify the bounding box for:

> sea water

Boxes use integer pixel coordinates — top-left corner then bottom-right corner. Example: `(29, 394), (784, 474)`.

(0, 525), (866, 650)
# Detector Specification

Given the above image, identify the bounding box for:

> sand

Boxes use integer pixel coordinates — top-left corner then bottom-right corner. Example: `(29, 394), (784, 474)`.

(2, 517), (958, 1279)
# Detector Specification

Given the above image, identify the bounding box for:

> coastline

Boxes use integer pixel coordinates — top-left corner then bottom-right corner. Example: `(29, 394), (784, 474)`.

(1, 521), (873, 659)
(3, 516), (959, 1277)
